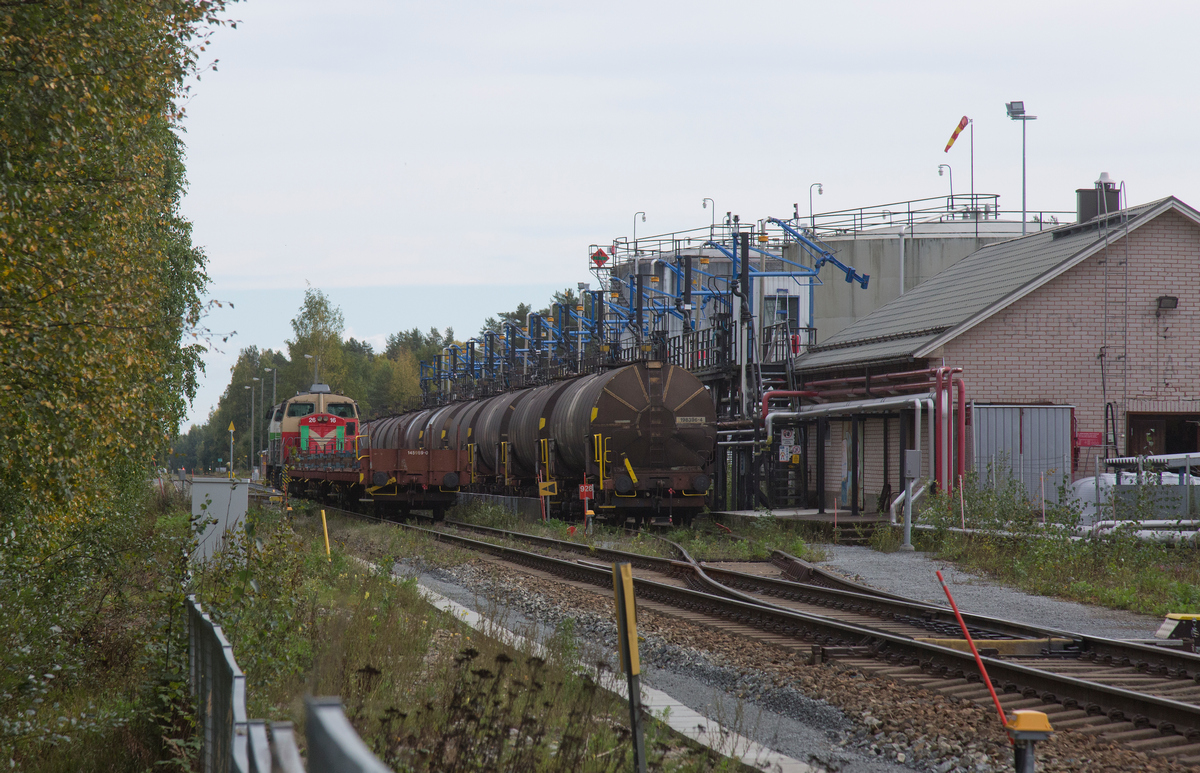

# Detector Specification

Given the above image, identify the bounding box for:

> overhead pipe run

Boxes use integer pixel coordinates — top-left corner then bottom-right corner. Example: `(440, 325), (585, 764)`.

(760, 390), (819, 422)
(764, 393), (932, 444)
(763, 383), (973, 532)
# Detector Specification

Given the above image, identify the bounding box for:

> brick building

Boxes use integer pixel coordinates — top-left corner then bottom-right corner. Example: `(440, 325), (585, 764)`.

(786, 195), (1200, 512)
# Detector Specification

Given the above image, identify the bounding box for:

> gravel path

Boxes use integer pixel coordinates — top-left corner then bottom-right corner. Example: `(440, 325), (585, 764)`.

(817, 545), (1164, 640)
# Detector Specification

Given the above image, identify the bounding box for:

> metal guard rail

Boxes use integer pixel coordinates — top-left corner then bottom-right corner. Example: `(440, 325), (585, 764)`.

(187, 596), (389, 773)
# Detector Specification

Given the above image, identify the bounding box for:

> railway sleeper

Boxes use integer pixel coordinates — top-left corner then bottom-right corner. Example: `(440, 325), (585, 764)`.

(1151, 741), (1200, 758)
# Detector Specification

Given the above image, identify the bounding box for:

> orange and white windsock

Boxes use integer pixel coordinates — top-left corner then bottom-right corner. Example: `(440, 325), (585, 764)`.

(944, 116), (969, 152)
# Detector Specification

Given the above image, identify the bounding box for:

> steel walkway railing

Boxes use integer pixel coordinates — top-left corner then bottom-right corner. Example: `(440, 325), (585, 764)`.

(187, 596), (389, 773)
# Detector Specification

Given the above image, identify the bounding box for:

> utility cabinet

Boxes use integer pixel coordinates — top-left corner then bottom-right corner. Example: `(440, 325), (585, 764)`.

(971, 404), (1073, 504)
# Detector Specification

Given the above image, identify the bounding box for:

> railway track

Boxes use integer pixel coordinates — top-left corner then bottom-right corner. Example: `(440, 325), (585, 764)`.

(440, 520), (1062, 643)
(325, 507), (1200, 764)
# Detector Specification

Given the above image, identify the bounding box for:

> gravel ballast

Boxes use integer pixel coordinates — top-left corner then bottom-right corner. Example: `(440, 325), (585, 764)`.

(416, 562), (910, 772)
(329, 518), (1193, 772)
(406, 557), (1195, 773)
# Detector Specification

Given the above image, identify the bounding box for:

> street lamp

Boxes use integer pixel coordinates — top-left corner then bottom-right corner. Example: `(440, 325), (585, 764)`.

(938, 164), (954, 210)
(304, 353), (317, 384)
(702, 198), (715, 239)
(264, 367), (277, 409)
(1006, 101), (1038, 235)
(633, 211), (646, 253)
(808, 183), (824, 231)
(244, 384), (252, 476)
(264, 366), (276, 473)
(252, 376), (262, 468)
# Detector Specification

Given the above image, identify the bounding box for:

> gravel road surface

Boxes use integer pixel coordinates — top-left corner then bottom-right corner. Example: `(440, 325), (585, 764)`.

(818, 545), (1164, 640)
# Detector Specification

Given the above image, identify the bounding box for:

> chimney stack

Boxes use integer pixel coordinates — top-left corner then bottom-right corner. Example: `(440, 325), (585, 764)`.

(1076, 173), (1121, 222)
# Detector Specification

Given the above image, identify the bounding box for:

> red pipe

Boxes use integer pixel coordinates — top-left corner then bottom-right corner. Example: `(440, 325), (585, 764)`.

(934, 368), (944, 492)
(933, 367), (963, 492)
(814, 380), (936, 400)
(932, 367), (962, 492)
(804, 367), (942, 389)
(760, 390), (818, 422)
(956, 376), (967, 483)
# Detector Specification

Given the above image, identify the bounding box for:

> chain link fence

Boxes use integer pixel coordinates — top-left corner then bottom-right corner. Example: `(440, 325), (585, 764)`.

(187, 595), (389, 773)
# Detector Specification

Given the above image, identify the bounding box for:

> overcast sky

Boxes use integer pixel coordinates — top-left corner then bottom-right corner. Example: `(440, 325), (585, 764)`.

(180, 0), (1200, 425)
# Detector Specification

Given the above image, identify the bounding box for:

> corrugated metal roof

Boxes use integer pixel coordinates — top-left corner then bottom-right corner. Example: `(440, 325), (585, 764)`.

(795, 197), (1198, 373)
(796, 333), (939, 370)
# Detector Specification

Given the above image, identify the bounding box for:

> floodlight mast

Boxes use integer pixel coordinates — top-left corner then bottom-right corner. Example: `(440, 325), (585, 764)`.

(1006, 101), (1038, 235)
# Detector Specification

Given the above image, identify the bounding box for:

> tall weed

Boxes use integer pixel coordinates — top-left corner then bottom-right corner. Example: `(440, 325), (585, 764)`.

(915, 468), (1200, 616)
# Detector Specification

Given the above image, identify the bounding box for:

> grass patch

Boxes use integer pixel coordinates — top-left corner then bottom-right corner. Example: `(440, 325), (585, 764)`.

(198, 505), (738, 771)
(4, 480), (200, 772)
(867, 524), (903, 553)
(914, 471), (1200, 616)
(446, 501), (824, 564)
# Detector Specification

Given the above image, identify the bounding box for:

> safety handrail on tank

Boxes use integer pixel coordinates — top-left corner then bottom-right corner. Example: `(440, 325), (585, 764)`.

(412, 212), (875, 405)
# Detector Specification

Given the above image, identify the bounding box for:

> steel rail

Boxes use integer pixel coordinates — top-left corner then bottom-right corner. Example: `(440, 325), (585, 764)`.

(444, 520), (1070, 643)
(321, 506), (1200, 741)
(409, 523), (1200, 738)
(392, 514), (1200, 683)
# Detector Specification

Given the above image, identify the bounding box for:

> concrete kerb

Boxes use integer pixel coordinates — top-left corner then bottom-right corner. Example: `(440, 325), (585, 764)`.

(349, 557), (815, 773)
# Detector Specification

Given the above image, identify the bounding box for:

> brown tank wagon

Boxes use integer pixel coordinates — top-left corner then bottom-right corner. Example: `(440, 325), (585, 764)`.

(277, 362), (715, 524)
(364, 360), (717, 524)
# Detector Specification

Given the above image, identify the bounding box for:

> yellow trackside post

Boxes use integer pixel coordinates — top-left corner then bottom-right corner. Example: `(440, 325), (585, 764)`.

(612, 562), (646, 773)
(321, 509), (331, 562)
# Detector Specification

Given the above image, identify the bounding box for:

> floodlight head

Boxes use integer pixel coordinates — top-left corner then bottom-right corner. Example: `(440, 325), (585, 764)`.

(938, 167), (944, 177)
(1006, 101), (1025, 118)
(304, 354), (313, 360)
(1158, 295), (1179, 311)
(641, 213), (646, 222)
(818, 184), (824, 195)
(702, 200), (707, 208)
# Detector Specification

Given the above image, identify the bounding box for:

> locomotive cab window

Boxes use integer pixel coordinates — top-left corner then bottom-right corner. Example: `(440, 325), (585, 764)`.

(327, 403), (356, 418)
(273, 406), (284, 422)
(287, 402), (315, 417)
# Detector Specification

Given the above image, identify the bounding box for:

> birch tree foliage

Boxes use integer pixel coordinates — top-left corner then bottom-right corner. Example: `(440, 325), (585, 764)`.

(0, 0), (232, 514)
(1, 3), (236, 755)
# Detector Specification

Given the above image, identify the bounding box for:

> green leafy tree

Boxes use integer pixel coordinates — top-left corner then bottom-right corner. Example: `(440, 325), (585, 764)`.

(286, 287), (345, 390)
(538, 287), (580, 318)
(386, 325), (456, 367)
(480, 302), (532, 336)
(0, 0), (236, 763)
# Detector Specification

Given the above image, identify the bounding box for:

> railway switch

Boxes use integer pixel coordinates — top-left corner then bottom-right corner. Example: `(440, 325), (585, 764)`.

(1006, 710), (1053, 773)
